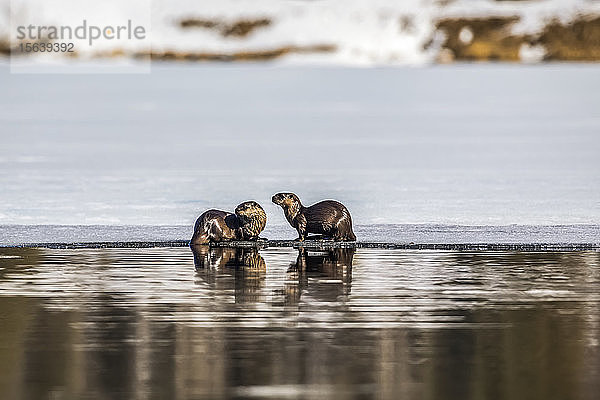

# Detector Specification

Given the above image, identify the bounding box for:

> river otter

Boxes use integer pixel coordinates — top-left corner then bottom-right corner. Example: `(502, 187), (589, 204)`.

(191, 201), (267, 245)
(271, 193), (356, 241)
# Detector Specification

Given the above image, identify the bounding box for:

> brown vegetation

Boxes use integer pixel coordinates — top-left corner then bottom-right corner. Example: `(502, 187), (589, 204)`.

(536, 16), (600, 61)
(2, 14), (598, 63)
(0, 40), (10, 56)
(0, 39), (56, 56)
(136, 44), (335, 62)
(180, 19), (219, 29)
(433, 14), (600, 62)
(179, 17), (272, 37)
(434, 17), (527, 61)
(222, 19), (271, 37)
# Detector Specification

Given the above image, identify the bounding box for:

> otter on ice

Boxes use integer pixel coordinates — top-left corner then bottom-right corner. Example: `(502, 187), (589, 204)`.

(191, 201), (267, 245)
(272, 193), (356, 241)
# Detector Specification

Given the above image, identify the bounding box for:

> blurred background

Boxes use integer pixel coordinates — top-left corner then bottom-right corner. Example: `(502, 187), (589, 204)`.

(2, 0), (600, 64)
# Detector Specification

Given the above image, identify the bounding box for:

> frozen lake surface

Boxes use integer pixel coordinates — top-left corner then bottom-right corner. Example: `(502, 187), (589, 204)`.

(1, 64), (599, 232)
(1, 224), (599, 246)
(0, 246), (599, 399)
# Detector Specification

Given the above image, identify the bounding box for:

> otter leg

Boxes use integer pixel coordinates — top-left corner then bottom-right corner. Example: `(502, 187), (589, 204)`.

(191, 232), (210, 245)
(295, 226), (307, 241)
(295, 215), (307, 241)
(306, 234), (325, 240)
(333, 221), (356, 242)
(332, 228), (347, 242)
(247, 235), (267, 242)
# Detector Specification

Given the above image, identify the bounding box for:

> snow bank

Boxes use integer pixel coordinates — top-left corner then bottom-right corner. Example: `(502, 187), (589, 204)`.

(2, 0), (600, 64)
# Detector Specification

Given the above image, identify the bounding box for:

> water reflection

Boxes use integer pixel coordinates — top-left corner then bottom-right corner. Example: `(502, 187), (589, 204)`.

(191, 245), (266, 270)
(192, 245), (266, 304)
(283, 248), (354, 305)
(0, 247), (598, 400)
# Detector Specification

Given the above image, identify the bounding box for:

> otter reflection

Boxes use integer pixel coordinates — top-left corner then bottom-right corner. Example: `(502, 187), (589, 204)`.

(191, 245), (266, 303)
(284, 247), (354, 305)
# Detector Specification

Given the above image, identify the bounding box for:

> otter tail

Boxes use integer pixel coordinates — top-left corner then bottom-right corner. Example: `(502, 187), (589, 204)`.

(335, 215), (356, 242)
(347, 230), (357, 242)
(343, 209), (357, 241)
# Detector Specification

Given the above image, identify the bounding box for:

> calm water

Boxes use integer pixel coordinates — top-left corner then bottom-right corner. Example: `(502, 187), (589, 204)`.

(1, 246), (599, 399)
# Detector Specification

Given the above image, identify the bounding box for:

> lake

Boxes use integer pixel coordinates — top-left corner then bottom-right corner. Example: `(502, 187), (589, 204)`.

(0, 246), (599, 399)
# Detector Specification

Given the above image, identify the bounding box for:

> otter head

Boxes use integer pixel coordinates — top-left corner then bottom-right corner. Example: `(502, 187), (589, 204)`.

(235, 201), (267, 240)
(272, 192), (303, 222)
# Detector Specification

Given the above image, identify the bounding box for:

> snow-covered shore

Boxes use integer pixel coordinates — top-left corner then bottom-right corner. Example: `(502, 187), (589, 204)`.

(1, 0), (599, 64)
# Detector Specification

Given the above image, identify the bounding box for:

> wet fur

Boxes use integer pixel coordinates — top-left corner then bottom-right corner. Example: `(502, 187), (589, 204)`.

(272, 193), (356, 241)
(191, 201), (266, 245)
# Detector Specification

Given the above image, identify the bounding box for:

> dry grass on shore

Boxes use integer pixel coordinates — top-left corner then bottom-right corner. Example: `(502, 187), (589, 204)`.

(434, 15), (600, 62)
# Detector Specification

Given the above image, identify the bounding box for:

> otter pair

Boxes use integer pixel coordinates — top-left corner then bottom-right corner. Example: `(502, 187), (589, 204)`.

(191, 192), (356, 245)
